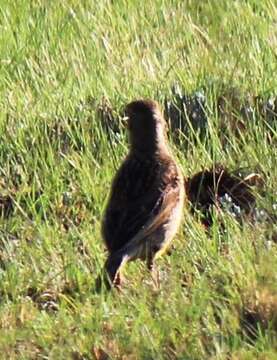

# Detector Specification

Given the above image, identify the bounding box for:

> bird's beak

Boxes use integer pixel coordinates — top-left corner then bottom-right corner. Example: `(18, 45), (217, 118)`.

(121, 115), (129, 128)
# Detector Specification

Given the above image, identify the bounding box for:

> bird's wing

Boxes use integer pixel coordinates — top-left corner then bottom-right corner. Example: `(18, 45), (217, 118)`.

(102, 156), (182, 253)
(122, 160), (183, 255)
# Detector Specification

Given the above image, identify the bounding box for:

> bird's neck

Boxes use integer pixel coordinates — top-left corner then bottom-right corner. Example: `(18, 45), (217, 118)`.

(130, 121), (171, 159)
(130, 137), (170, 160)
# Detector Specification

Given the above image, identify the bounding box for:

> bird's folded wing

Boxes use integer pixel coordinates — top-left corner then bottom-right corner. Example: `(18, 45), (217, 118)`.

(102, 157), (181, 253)
(120, 179), (181, 254)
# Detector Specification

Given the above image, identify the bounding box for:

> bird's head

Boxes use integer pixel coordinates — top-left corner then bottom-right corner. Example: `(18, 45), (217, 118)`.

(125, 99), (168, 155)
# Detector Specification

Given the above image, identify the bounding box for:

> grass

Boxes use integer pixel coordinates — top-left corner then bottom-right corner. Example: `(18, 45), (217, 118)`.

(0, 0), (276, 358)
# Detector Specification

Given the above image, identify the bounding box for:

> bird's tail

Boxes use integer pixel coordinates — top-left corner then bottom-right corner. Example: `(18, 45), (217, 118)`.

(95, 251), (130, 291)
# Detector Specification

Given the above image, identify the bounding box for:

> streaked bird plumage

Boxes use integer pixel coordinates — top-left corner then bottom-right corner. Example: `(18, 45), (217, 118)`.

(100, 99), (184, 289)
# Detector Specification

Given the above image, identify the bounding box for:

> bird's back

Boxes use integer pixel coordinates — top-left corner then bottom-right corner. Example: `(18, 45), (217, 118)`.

(102, 153), (181, 254)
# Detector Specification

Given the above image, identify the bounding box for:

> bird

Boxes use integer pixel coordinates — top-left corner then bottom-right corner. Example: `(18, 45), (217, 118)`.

(99, 99), (184, 289)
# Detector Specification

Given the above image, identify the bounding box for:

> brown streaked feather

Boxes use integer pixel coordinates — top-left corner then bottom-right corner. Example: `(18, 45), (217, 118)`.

(111, 172), (182, 257)
(99, 99), (184, 290)
(102, 154), (181, 254)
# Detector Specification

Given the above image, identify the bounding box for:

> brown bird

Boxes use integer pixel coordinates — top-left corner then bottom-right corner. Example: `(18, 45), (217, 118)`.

(100, 99), (184, 289)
